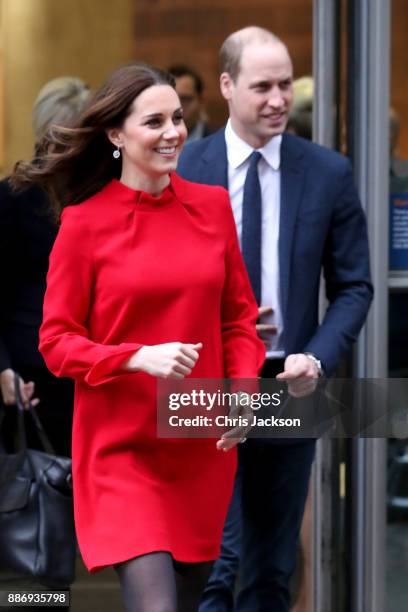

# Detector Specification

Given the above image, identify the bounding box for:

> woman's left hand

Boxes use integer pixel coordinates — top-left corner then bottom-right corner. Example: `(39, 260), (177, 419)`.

(216, 391), (253, 452)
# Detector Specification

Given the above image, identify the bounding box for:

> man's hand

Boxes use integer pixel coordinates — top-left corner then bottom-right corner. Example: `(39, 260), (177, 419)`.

(257, 306), (277, 349)
(125, 342), (203, 379)
(276, 354), (319, 397)
(0, 368), (40, 408)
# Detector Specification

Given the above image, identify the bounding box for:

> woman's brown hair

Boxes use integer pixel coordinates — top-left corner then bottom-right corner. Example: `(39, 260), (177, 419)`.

(11, 64), (175, 215)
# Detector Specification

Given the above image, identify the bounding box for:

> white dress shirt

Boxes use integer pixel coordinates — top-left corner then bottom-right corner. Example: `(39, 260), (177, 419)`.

(225, 120), (284, 358)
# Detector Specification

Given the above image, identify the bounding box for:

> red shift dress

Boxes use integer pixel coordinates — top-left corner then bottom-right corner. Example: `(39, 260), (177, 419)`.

(39, 173), (265, 572)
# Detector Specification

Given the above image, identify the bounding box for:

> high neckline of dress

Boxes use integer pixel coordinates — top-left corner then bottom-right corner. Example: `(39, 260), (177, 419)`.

(107, 175), (176, 207)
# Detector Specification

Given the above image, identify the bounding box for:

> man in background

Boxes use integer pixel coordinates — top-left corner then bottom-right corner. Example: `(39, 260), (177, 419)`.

(178, 26), (373, 612)
(168, 64), (212, 142)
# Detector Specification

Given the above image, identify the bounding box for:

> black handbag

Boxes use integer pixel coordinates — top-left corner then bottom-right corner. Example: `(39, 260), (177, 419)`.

(0, 374), (76, 587)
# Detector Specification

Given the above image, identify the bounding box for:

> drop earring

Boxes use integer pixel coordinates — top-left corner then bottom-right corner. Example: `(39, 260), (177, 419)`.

(113, 146), (121, 159)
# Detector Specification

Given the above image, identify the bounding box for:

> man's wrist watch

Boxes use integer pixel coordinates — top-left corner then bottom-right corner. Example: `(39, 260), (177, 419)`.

(304, 353), (324, 377)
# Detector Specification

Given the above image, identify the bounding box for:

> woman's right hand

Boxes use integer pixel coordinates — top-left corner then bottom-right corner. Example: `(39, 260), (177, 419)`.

(125, 342), (203, 379)
(0, 368), (40, 408)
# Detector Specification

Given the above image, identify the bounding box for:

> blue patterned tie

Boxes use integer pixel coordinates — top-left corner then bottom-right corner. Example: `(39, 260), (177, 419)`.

(241, 151), (262, 304)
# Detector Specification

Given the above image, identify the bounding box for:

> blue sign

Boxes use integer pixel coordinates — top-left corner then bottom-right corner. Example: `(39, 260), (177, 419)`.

(390, 192), (408, 270)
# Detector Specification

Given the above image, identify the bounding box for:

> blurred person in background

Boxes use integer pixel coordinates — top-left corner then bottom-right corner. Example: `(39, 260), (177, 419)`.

(287, 76), (313, 141)
(0, 76), (90, 457)
(389, 107), (408, 180)
(168, 64), (212, 142)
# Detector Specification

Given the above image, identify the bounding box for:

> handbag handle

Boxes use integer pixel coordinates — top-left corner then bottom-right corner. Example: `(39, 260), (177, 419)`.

(13, 373), (27, 452)
(13, 372), (56, 455)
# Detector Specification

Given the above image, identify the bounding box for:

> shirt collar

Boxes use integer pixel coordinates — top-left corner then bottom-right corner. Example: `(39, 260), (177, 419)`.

(186, 120), (206, 143)
(225, 119), (282, 171)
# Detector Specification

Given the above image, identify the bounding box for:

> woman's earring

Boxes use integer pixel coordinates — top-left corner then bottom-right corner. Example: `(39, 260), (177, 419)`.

(113, 146), (121, 159)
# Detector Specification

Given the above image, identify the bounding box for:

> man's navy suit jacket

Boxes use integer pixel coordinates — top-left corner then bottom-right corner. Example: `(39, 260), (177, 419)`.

(177, 128), (373, 375)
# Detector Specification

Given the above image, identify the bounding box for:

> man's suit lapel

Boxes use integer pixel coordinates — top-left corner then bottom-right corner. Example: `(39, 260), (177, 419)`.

(200, 128), (229, 189)
(279, 134), (306, 316)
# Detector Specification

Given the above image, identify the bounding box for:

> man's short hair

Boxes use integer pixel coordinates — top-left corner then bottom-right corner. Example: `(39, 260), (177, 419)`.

(219, 26), (285, 82)
(167, 64), (204, 96)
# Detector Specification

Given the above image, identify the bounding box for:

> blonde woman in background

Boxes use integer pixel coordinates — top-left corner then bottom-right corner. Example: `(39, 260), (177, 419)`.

(0, 76), (90, 458)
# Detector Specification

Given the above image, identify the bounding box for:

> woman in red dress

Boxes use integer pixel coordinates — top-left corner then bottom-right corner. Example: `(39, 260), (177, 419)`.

(12, 64), (264, 612)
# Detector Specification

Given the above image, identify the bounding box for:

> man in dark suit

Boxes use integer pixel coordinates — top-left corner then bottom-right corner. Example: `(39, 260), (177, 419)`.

(177, 26), (373, 612)
(167, 64), (213, 143)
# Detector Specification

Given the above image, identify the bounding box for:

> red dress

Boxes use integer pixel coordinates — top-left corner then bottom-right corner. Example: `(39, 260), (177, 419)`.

(39, 174), (264, 572)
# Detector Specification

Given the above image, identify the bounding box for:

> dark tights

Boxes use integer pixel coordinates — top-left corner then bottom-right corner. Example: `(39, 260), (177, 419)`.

(114, 552), (213, 612)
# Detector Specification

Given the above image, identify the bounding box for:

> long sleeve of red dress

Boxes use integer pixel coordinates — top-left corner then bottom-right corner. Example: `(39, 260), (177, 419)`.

(39, 174), (264, 571)
(39, 205), (143, 386)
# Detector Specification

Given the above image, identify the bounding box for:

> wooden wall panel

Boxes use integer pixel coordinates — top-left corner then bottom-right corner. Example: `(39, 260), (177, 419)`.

(132, 0), (313, 129)
(1, 0), (406, 174)
(1, 0), (134, 175)
(391, 0), (408, 157)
